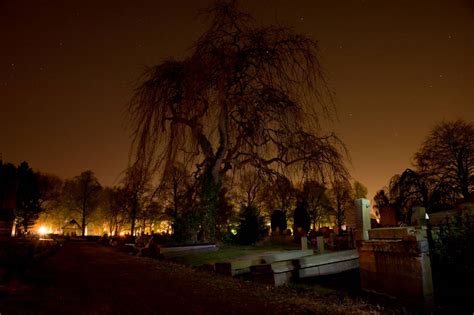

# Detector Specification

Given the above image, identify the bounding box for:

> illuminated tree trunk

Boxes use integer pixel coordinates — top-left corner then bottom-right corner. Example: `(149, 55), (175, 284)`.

(81, 200), (86, 236)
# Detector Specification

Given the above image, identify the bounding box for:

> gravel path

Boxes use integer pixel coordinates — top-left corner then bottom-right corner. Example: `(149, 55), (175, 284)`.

(0, 241), (320, 314)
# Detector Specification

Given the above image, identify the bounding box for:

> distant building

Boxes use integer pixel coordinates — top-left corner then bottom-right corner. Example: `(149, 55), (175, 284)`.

(62, 219), (82, 236)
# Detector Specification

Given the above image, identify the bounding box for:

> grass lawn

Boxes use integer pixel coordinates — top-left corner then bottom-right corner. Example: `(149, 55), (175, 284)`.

(173, 243), (301, 266)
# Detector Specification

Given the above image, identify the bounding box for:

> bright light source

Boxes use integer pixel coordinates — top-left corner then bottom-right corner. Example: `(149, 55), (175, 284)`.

(38, 226), (48, 235)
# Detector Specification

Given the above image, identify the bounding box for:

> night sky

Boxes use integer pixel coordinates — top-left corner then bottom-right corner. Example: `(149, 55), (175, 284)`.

(1, 0), (473, 199)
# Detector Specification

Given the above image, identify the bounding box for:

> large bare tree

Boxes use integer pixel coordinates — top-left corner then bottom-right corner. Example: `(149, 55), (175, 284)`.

(128, 0), (348, 240)
(63, 170), (102, 236)
(301, 180), (332, 231)
(122, 161), (153, 236)
(415, 120), (474, 202)
(329, 180), (354, 233)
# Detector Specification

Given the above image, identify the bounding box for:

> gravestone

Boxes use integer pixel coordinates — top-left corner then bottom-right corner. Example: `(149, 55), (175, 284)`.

(316, 236), (324, 253)
(354, 198), (371, 241)
(379, 206), (397, 226)
(300, 236), (308, 250)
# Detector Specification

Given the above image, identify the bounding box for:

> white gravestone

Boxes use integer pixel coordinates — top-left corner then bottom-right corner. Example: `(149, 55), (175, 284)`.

(354, 198), (371, 240)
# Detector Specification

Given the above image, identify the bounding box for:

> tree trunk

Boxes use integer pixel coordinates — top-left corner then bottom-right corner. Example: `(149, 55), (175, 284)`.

(81, 207), (86, 236)
(199, 165), (222, 242)
(130, 211), (136, 236)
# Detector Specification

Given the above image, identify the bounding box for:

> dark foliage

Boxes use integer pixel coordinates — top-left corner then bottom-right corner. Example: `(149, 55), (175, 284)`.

(415, 119), (474, 201)
(0, 161), (17, 210)
(236, 205), (266, 245)
(15, 162), (42, 233)
(216, 187), (234, 239)
(301, 180), (331, 231)
(293, 201), (311, 235)
(270, 210), (287, 234)
(388, 169), (428, 223)
(172, 208), (201, 243)
(430, 212), (474, 310)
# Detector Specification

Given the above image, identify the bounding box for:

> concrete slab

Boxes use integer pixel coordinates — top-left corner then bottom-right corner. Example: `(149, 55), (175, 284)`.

(260, 250), (313, 264)
(215, 258), (262, 276)
(299, 258), (359, 278)
(271, 260), (297, 273)
(298, 250), (358, 269)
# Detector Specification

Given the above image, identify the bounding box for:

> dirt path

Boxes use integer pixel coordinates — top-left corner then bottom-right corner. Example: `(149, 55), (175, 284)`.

(0, 241), (319, 315)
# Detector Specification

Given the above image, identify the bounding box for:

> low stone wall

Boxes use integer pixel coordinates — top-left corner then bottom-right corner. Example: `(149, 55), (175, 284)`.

(358, 227), (433, 307)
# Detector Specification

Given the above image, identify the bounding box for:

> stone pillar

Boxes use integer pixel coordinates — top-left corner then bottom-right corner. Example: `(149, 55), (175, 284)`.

(354, 198), (371, 241)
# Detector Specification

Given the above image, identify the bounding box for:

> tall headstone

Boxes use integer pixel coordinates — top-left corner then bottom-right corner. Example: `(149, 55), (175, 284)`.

(300, 236), (308, 251)
(354, 198), (371, 241)
(316, 236), (324, 254)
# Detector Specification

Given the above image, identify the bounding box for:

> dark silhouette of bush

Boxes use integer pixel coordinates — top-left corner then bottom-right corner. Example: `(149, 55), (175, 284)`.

(293, 201), (310, 235)
(236, 205), (266, 245)
(271, 210), (287, 234)
(431, 212), (474, 310)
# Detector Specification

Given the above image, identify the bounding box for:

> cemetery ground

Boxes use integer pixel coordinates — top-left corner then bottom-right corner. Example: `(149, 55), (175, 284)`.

(0, 240), (407, 314)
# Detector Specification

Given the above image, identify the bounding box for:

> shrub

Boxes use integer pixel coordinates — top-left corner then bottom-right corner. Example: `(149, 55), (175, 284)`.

(236, 205), (267, 245)
(293, 201), (311, 235)
(271, 210), (287, 234)
(172, 209), (200, 243)
(430, 212), (474, 309)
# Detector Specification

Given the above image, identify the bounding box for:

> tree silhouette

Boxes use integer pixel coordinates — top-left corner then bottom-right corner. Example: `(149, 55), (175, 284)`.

(353, 180), (368, 199)
(121, 161), (153, 236)
(15, 162), (42, 233)
(293, 201), (311, 236)
(63, 170), (102, 236)
(236, 204), (266, 245)
(159, 164), (194, 222)
(301, 180), (331, 231)
(388, 169), (428, 223)
(101, 187), (129, 236)
(330, 180), (354, 233)
(129, 0), (347, 240)
(373, 189), (390, 212)
(262, 174), (296, 216)
(37, 173), (63, 213)
(0, 161), (17, 211)
(415, 120), (474, 201)
(270, 210), (287, 234)
(234, 169), (266, 209)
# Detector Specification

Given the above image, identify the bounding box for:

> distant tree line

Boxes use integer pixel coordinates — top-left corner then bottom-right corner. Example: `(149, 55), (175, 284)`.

(1, 158), (368, 244)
